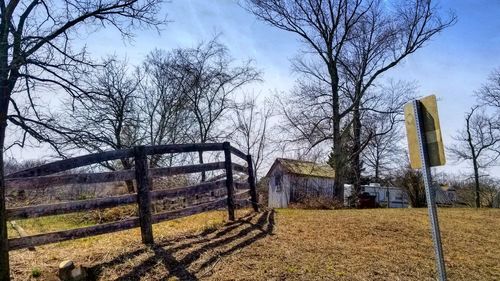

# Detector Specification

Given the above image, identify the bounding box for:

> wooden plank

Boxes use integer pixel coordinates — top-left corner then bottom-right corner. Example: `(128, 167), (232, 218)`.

(223, 142), (235, 221)
(151, 180), (226, 201)
(145, 143), (224, 156)
(150, 162), (225, 178)
(9, 221), (35, 251)
(6, 143), (225, 179)
(7, 180), (228, 220)
(8, 217), (140, 251)
(235, 198), (251, 208)
(134, 146), (154, 245)
(234, 181), (250, 190)
(229, 146), (247, 160)
(206, 173), (226, 182)
(6, 162), (226, 191)
(153, 197), (227, 223)
(232, 163), (248, 174)
(6, 194), (137, 220)
(234, 189), (251, 200)
(5, 170), (134, 191)
(8, 198), (228, 251)
(246, 154), (259, 211)
(6, 149), (134, 178)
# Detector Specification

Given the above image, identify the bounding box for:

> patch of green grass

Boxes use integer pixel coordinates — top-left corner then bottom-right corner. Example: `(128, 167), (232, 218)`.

(31, 267), (41, 278)
(8, 213), (95, 238)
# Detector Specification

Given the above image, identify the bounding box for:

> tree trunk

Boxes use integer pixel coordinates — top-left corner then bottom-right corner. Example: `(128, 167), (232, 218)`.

(351, 104), (362, 204)
(473, 157), (481, 208)
(0, 86), (11, 280)
(198, 151), (206, 182)
(330, 66), (344, 203)
(332, 115), (344, 202)
(121, 159), (135, 193)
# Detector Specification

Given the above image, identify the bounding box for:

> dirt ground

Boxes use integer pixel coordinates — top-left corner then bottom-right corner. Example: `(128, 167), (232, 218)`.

(8, 208), (500, 280)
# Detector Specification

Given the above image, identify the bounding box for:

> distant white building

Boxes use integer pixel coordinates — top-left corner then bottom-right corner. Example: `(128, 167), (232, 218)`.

(344, 183), (409, 208)
(266, 158), (335, 208)
(344, 183), (459, 208)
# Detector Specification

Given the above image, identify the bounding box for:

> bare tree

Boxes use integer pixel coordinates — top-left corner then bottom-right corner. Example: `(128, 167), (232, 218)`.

(64, 57), (142, 192)
(245, 0), (454, 201)
(169, 38), (260, 181)
(451, 176), (500, 208)
(231, 94), (275, 179)
(0, 1), (164, 277)
(346, 80), (415, 195)
(246, 0), (373, 200)
(362, 120), (404, 182)
(139, 49), (193, 168)
(449, 106), (500, 208)
(340, 0), (454, 196)
(476, 68), (500, 108)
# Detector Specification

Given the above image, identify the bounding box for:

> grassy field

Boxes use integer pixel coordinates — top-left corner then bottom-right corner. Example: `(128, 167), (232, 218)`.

(8, 208), (500, 280)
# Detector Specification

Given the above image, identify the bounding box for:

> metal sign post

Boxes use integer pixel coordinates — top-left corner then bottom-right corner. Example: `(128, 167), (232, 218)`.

(413, 100), (447, 281)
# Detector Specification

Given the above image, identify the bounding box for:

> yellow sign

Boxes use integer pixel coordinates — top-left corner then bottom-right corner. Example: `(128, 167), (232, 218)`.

(404, 95), (446, 169)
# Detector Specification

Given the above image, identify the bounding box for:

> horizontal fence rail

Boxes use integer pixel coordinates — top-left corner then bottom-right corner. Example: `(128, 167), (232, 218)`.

(6, 162), (226, 190)
(6, 149), (135, 178)
(229, 146), (247, 160)
(4, 142), (259, 252)
(232, 163), (248, 173)
(7, 180), (228, 220)
(6, 143), (226, 179)
(7, 193), (138, 220)
(145, 143), (225, 156)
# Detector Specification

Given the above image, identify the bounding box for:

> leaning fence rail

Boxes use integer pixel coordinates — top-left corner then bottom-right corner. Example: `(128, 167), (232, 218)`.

(3, 142), (258, 252)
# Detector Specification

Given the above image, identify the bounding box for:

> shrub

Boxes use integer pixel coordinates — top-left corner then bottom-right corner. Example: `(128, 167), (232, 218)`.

(391, 165), (426, 207)
(289, 194), (343, 210)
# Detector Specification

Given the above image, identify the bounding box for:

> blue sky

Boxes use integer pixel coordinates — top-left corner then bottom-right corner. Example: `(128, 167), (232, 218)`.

(9, 0), (500, 176)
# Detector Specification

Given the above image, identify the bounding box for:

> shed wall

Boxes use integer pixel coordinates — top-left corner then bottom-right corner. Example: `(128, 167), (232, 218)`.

(288, 175), (334, 202)
(268, 162), (334, 208)
(268, 165), (291, 208)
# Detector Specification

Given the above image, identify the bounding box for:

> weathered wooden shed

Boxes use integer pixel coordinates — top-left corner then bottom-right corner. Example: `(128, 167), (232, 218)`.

(266, 158), (335, 208)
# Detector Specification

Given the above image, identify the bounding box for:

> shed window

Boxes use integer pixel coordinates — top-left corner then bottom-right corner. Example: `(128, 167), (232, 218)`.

(275, 174), (283, 192)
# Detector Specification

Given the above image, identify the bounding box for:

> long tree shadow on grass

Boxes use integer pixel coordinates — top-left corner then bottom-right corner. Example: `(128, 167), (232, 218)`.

(89, 210), (275, 281)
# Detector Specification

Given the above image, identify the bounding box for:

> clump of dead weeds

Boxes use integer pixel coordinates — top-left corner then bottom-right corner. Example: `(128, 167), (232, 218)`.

(74, 205), (138, 224)
(289, 194), (344, 210)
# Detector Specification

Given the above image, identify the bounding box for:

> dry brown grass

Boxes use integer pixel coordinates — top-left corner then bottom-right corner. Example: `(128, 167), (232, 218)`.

(288, 194), (344, 210)
(8, 208), (500, 281)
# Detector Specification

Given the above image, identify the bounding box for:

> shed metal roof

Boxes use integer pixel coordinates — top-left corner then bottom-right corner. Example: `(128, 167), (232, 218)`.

(267, 158), (335, 179)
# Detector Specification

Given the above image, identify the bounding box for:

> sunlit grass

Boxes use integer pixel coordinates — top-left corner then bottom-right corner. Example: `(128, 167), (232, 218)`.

(7, 208), (500, 281)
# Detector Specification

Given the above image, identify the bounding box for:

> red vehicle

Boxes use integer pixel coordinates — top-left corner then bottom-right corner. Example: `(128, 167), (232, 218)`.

(357, 192), (377, 209)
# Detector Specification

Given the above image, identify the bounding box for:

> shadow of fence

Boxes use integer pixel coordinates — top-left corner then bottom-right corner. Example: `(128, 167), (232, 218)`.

(90, 210), (275, 280)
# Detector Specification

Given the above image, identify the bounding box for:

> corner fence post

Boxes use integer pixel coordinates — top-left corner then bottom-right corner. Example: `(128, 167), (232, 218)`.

(246, 154), (259, 212)
(223, 142), (235, 221)
(134, 145), (154, 245)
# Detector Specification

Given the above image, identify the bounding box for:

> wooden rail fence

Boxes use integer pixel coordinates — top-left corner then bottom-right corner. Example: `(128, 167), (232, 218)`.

(3, 142), (258, 251)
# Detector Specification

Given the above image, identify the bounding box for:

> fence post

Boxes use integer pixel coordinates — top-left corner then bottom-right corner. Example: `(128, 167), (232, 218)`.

(0, 177), (10, 280)
(134, 145), (154, 245)
(223, 142), (235, 221)
(246, 154), (259, 212)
